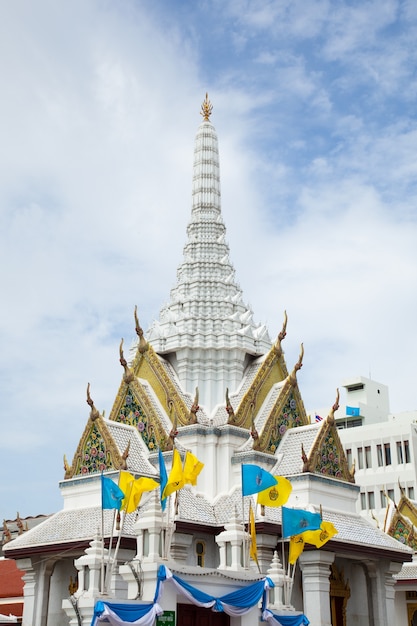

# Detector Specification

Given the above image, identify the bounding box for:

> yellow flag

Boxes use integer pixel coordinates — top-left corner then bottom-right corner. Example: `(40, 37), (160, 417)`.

(127, 477), (159, 513)
(289, 534), (305, 564)
(163, 449), (185, 498)
(119, 471), (159, 513)
(249, 503), (258, 565)
(303, 520), (338, 548)
(183, 451), (204, 486)
(257, 475), (292, 507)
(119, 471), (135, 511)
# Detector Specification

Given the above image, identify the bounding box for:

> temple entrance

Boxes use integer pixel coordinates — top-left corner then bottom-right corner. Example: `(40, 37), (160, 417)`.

(177, 604), (230, 626)
(329, 563), (350, 626)
(407, 603), (417, 626)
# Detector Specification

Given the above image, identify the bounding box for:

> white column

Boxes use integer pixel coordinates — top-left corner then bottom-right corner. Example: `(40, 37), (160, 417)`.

(299, 550), (335, 626)
(18, 558), (36, 626)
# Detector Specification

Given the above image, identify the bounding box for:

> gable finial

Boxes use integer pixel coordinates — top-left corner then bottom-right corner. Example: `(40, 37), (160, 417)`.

(86, 383), (100, 421)
(134, 305), (149, 354)
(274, 310), (288, 355)
(119, 338), (134, 383)
(200, 93), (213, 121)
(327, 388), (340, 424)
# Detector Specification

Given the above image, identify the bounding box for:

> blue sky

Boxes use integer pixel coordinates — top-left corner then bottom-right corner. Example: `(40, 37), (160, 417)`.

(1, 0), (417, 518)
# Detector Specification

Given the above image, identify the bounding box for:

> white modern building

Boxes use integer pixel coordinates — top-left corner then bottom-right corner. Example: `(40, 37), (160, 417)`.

(333, 376), (417, 528)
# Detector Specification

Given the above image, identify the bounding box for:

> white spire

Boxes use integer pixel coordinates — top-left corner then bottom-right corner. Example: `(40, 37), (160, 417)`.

(147, 97), (271, 412)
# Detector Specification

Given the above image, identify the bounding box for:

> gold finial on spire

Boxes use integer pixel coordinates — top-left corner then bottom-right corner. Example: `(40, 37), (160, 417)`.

(200, 92), (213, 121)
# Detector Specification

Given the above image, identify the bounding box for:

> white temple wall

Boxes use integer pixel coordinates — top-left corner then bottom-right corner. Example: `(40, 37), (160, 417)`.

(47, 558), (77, 626)
(394, 590), (408, 626)
(343, 560), (370, 626)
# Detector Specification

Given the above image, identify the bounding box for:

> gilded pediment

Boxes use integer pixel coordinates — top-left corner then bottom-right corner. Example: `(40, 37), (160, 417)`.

(127, 310), (191, 427)
(302, 392), (355, 483)
(252, 377), (309, 454)
(64, 414), (126, 479)
(228, 314), (289, 429)
(397, 490), (417, 527)
(108, 377), (173, 452)
(387, 509), (417, 550)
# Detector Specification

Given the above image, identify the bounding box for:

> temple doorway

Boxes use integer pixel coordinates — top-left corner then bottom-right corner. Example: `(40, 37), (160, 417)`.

(177, 604), (230, 626)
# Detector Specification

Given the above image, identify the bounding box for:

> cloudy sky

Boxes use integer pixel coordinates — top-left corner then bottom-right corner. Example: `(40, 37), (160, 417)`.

(1, 0), (417, 518)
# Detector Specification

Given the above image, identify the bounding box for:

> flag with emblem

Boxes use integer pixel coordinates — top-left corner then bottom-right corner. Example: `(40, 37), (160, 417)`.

(163, 448), (184, 498)
(241, 464), (278, 496)
(101, 474), (125, 511)
(282, 507), (322, 538)
(257, 475), (292, 507)
(303, 520), (338, 548)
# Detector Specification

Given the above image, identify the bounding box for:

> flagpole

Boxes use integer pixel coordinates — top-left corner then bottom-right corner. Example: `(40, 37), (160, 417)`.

(100, 475), (105, 595)
(242, 494), (247, 569)
(106, 470), (123, 578)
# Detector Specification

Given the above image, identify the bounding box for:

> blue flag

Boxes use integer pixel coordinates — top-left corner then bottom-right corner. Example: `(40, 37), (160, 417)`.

(101, 474), (125, 510)
(159, 449), (168, 511)
(241, 464), (277, 496)
(346, 406), (360, 416)
(282, 507), (322, 538)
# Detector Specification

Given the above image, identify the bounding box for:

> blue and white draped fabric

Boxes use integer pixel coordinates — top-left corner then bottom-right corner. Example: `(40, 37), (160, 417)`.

(262, 608), (310, 626)
(156, 565), (274, 616)
(91, 601), (162, 626)
(92, 565), (278, 625)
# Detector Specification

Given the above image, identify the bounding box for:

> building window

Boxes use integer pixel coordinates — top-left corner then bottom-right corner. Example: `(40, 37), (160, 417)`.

(360, 493), (366, 510)
(358, 447), (364, 470)
(365, 446), (371, 469)
(387, 488), (394, 501)
(368, 491), (375, 509)
(397, 441), (403, 464)
(377, 445), (383, 467)
(409, 486), (415, 500)
(384, 443), (391, 466)
(196, 541), (206, 567)
(346, 448), (352, 468)
(404, 440), (411, 463)
(380, 490), (386, 507)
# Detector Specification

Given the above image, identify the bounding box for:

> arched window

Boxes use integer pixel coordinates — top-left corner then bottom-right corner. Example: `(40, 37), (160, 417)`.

(195, 540), (205, 567)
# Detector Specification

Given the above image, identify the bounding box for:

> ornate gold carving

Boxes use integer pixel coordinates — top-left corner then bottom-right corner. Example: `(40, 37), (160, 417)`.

(304, 413), (355, 483)
(64, 413), (125, 478)
(200, 93), (213, 121)
(274, 311), (287, 356)
(86, 383), (100, 421)
(108, 375), (173, 452)
(225, 388), (236, 423)
(289, 344), (304, 387)
(119, 338), (134, 383)
(134, 306), (149, 354)
(252, 377), (309, 454)
(229, 339), (288, 428)
(132, 342), (190, 426)
(189, 388), (199, 424)
(2, 520), (11, 543)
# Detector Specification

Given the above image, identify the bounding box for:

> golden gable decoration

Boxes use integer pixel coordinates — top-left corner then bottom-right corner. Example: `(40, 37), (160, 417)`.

(302, 390), (355, 483)
(252, 354), (309, 454)
(64, 385), (128, 479)
(228, 312), (289, 429)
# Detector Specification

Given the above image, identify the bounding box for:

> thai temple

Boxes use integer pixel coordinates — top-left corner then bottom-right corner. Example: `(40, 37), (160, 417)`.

(3, 95), (416, 626)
